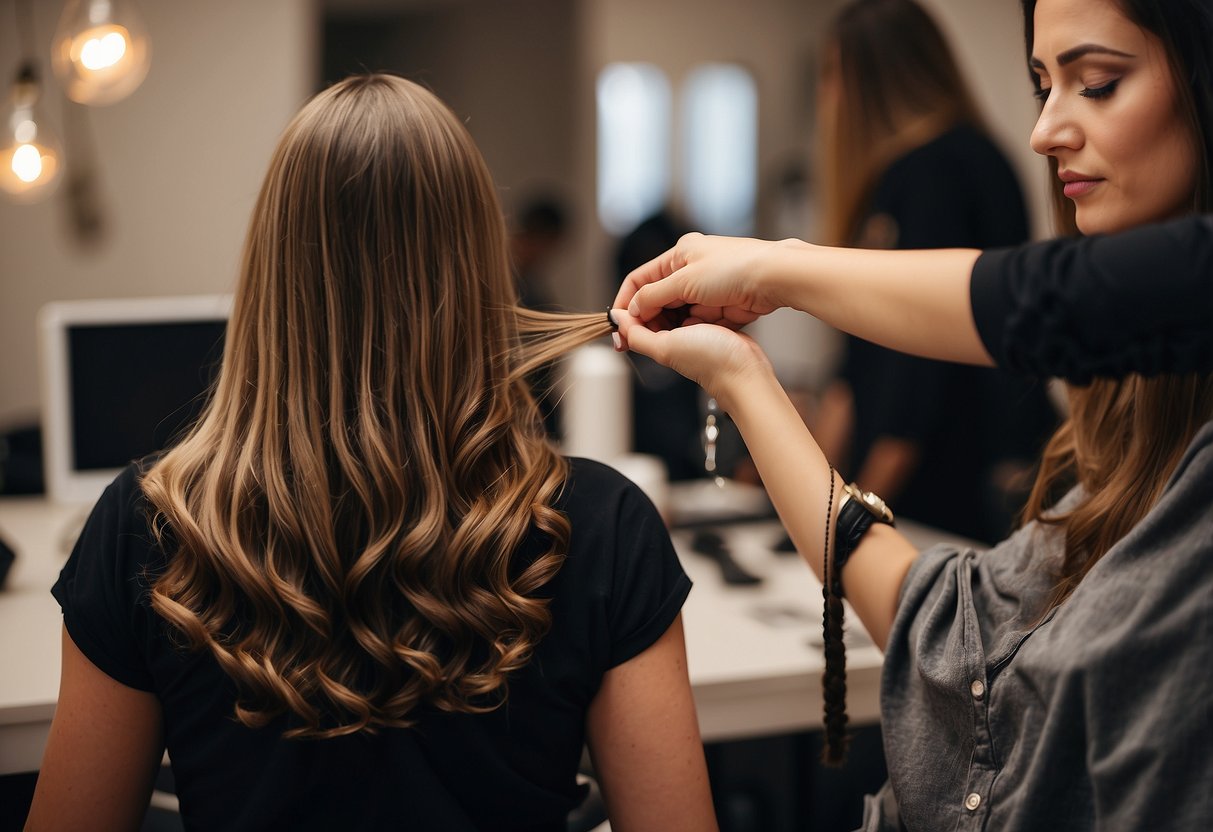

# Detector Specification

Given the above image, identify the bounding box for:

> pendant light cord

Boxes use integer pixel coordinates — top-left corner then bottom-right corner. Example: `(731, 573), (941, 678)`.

(13, 0), (38, 75)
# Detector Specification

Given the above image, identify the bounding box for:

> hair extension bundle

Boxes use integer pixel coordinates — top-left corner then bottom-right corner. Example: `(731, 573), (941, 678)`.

(821, 470), (849, 766)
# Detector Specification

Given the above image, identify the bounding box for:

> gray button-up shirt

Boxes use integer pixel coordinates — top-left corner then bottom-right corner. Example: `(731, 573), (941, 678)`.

(861, 420), (1213, 831)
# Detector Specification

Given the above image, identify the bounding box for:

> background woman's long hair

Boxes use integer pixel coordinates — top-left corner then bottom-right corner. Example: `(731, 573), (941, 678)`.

(1020, 0), (1213, 610)
(141, 75), (611, 738)
(818, 0), (983, 246)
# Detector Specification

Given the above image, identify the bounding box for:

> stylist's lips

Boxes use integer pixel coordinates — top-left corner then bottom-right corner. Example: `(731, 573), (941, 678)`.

(1059, 169), (1103, 198)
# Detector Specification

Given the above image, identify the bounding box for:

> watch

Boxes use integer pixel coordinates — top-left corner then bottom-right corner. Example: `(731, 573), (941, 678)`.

(830, 482), (895, 598)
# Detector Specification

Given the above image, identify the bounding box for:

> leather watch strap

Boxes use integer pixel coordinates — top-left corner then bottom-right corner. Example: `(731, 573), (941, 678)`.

(830, 484), (894, 598)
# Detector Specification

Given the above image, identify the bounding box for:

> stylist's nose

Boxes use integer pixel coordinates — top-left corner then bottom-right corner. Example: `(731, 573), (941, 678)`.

(1030, 90), (1083, 157)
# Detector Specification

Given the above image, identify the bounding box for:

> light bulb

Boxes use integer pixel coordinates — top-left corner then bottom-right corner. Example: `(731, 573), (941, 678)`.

(1, 64), (64, 202)
(52, 0), (151, 106)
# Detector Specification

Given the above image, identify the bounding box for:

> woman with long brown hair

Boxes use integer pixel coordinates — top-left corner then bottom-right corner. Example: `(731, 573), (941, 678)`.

(814, 0), (1055, 545)
(27, 75), (717, 831)
(613, 0), (1213, 827)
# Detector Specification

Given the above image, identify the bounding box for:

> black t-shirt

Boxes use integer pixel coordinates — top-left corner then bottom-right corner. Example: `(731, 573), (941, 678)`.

(52, 458), (690, 831)
(841, 125), (1056, 541)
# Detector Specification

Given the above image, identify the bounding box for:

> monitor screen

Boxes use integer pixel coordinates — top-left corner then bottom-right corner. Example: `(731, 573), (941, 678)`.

(67, 321), (226, 471)
(39, 295), (232, 503)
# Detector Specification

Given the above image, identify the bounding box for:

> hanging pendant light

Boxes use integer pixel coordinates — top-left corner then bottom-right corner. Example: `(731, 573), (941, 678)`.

(52, 0), (151, 106)
(0, 63), (64, 202)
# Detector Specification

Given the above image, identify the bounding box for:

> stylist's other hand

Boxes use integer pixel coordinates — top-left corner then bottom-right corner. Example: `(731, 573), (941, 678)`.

(612, 233), (788, 330)
(613, 310), (774, 412)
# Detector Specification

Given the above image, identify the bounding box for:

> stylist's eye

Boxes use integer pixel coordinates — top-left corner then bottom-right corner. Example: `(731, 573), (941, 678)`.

(1079, 78), (1120, 99)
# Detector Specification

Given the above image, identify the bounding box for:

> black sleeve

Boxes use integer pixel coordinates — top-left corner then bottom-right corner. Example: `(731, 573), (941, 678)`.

(971, 215), (1213, 381)
(605, 482), (692, 668)
(50, 466), (158, 691)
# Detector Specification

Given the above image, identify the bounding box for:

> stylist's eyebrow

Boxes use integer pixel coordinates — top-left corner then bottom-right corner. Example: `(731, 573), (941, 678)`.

(1030, 44), (1136, 70)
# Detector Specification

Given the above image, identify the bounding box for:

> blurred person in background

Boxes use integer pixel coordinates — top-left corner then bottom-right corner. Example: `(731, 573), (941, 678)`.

(814, 0), (1057, 542)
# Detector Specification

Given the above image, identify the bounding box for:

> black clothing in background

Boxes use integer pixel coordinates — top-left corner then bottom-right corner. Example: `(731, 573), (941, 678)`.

(52, 459), (690, 832)
(841, 125), (1057, 542)
(971, 214), (1213, 382)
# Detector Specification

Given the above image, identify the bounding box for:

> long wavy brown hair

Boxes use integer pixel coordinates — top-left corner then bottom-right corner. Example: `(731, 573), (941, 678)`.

(141, 75), (611, 739)
(818, 0), (982, 246)
(1020, 0), (1213, 610)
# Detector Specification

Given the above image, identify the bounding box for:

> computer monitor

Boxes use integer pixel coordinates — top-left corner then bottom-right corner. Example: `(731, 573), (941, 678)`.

(38, 294), (232, 504)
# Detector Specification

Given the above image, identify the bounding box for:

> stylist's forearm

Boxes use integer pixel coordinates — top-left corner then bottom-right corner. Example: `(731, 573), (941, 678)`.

(722, 369), (916, 650)
(764, 241), (992, 366)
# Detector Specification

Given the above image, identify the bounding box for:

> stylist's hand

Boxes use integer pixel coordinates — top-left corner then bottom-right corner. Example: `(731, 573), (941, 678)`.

(613, 233), (791, 330)
(613, 310), (774, 412)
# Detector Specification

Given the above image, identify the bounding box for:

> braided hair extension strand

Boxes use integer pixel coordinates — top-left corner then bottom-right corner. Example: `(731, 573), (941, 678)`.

(821, 467), (849, 765)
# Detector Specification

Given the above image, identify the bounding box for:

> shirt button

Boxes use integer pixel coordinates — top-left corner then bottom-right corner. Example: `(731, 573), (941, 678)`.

(970, 679), (985, 699)
(965, 793), (982, 811)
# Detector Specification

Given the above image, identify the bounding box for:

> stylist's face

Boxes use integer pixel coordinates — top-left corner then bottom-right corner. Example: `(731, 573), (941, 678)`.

(1028, 0), (1197, 234)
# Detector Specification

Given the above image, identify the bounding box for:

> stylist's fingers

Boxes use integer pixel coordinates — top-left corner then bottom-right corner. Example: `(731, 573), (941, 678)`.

(614, 310), (768, 406)
(678, 305), (753, 330)
(612, 310), (664, 360)
(613, 232), (706, 314)
(612, 241), (685, 310)
(614, 308), (725, 365)
(696, 304), (760, 328)
(628, 271), (699, 323)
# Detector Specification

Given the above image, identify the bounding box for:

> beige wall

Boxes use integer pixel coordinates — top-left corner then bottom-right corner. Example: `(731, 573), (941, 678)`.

(394, 0), (577, 207)
(0, 0), (316, 423)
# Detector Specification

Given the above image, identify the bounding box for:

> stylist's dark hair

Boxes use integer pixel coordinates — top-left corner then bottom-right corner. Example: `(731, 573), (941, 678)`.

(1022, 0), (1213, 223)
(1020, 0), (1213, 611)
